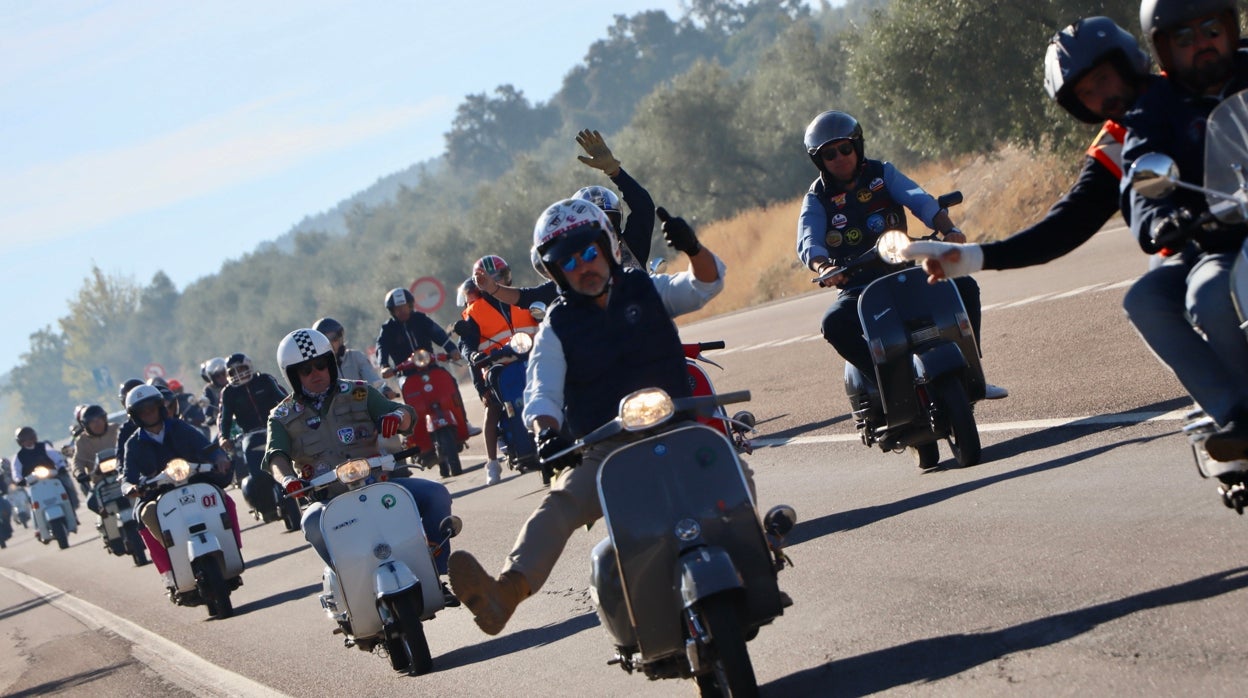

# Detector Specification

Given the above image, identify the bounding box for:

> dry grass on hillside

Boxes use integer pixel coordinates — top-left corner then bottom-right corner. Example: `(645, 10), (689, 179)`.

(678, 144), (1086, 324)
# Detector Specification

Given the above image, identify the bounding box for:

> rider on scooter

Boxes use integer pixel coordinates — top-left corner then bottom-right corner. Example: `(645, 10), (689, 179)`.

(448, 199), (748, 636)
(313, 317), (395, 398)
(473, 129), (656, 306)
(72, 404), (119, 513)
(11, 427), (80, 512)
(796, 110), (1009, 404)
(263, 328), (458, 602)
(113, 379), (144, 470)
(456, 256), (540, 486)
(200, 357), (228, 429)
(121, 384), (239, 590)
(217, 352), (287, 505)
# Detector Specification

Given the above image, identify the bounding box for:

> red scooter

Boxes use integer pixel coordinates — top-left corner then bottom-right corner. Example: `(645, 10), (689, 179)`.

(395, 350), (471, 477)
(684, 341), (755, 454)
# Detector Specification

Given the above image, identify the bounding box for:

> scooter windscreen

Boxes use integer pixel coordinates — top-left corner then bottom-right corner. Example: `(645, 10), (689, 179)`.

(1204, 88), (1248, 224)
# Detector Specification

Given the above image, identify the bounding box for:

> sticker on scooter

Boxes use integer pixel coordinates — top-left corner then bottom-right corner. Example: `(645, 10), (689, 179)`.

(332, 517), (357, 531)
(178, 494), (195, 505)
(653, 444), (668, 456)
(338, 427), (355, 444)
(201, 493), (217, 508)
(381, 494), (396, 509)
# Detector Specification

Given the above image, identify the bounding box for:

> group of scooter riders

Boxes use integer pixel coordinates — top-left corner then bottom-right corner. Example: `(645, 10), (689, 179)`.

(6, 1), (1248, 685)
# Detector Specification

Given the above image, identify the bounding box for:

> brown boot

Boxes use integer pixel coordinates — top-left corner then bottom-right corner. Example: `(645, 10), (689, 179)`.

(448, 551), (530, 636)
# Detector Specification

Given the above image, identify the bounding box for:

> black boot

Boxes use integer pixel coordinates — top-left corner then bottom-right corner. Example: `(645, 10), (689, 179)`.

(1205, 408), (1248, 462)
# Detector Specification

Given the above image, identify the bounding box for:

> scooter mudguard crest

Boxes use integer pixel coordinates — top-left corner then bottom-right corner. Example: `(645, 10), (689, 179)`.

(678, 546), (743, 608)
(374, 560), (419, 600)
(597, 424), (780, 661)
(320, 481), (442, 639)
(912, 342), (968, 384)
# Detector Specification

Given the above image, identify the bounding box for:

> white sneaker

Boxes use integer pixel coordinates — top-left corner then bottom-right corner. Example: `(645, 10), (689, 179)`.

(161, 571), (176, 589)
(984, 383), (1009, 400)
(485, 459), (502, 486)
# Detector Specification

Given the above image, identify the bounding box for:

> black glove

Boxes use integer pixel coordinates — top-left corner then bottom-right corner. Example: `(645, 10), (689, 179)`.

(1150, 208), (1197, 251)
(657, 207), (701, 256)
(537, 428), (581, 471)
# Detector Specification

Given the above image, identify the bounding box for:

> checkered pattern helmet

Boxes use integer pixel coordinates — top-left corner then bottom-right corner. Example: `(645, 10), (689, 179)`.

(276, 328), (338, 392)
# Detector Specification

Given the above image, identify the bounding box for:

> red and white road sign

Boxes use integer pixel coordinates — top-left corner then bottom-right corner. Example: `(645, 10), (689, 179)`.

(144, 363), (166, 380)
(408, 276), (446, 314)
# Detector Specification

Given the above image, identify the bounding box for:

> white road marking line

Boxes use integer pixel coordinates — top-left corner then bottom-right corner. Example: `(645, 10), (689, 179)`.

(0, 566), (289, 698)
(750, 410), (1184, 448)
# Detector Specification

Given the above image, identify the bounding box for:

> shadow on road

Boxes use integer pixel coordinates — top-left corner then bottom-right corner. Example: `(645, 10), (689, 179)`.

(763, 414), (852, 441)
(0, 595), (54, 622)
(433, 612), (599, 670)
(232, 582), (321, 615)
(763, 566), (1248, 696)
(8, 662), (133, 697)
(245, 543), (310, 569)
(789, 431), (1169, 545)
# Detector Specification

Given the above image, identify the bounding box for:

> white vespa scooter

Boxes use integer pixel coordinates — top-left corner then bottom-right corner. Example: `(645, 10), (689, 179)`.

(25, 465), (78, 549)
(136, 458), (244, 619)
(93, 451), (148, 566)
(299, 451), (460, 676)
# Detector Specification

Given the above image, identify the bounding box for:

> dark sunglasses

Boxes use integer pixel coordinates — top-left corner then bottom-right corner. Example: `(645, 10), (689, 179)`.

(559, 243), (600, 272)
(820, 142), (856, 161)
(297, 356), (331, 377)
(1171, 17), (1224, 49)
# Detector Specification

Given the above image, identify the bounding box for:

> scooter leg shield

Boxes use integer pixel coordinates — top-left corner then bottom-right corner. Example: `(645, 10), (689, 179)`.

(678, 546), (744, 609)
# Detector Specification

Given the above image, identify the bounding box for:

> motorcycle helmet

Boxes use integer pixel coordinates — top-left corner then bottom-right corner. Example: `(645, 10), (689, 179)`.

(15, 426), (37, 446)
(118, 378), (144, 406)
(457, 278), (482, 308)
(78, 404), (108, 436)
(225, 353), (254, 386)
(385, 287), (414, 314)
(200, 356), (227, 383)
(530, 245), (552, 281)
(572, 185), (623, 232)
(125, 384), (166, 428)
(1140, 0), (1240, 72)
(473, 255), (512, 286)
(532, 198), (620, 295)
(167, 379), (183, 393)
(276, 328), (339, 393)
(312, 317), (345, 343)
(804, 110), (864, 173)
(1044, 17), (1151, 124)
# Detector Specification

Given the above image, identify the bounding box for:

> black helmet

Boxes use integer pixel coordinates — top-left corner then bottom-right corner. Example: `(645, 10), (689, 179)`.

(118, 378), (144, 406)
(224, 353), (254, 386)
(78, 404), (108, 435)
(385, 288), (414, 312)
(15, 426), (37, 445)
(1140, 0), (1240, 71)
(312, 317), (345, 342)
(1044, 17), (1151, 124)
(803, 110), (864, 172)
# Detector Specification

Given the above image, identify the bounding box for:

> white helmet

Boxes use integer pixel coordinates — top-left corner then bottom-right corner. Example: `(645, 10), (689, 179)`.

(125, 384), (166, 427)
(276, 328), (338, 392)
(531, 199), (620, 293)
(200, 356), (227, 382)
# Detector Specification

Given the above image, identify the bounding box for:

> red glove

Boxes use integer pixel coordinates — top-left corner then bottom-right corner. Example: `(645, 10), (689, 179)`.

(284, 478), (307, 496)
(379, 411), (404, 438)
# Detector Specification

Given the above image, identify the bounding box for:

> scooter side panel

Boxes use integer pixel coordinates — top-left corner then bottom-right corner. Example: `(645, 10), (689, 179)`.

(320, 482), (441, 637)
(597, 424), (779, 661)
(156, 483), (243, 592)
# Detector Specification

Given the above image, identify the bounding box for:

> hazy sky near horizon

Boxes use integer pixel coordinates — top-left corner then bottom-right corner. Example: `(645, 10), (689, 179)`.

(0, 0), (687, 378)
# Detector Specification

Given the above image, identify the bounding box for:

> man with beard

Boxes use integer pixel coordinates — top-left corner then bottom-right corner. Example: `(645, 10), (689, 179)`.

(1119, 0), (1248, 461)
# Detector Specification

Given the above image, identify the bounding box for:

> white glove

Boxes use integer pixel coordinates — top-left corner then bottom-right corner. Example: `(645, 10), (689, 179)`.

(900, 241), (984, 279)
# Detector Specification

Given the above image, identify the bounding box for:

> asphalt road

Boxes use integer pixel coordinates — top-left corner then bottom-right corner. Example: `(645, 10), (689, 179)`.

(5, 225), (1247, 697)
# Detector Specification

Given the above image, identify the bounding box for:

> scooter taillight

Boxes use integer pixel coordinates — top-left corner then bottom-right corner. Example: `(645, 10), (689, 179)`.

(869, 338), (886, 364)
(955, 312), (972, 337)
(30, 501), (38, 510)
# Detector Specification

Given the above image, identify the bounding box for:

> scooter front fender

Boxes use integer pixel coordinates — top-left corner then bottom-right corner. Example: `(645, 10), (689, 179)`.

(186, 532), (223, 563)
(374, 560), (419, 600)
(42, 504), (65, 522)
(678, 546), (744, 609)
(912, 342), (967, 384)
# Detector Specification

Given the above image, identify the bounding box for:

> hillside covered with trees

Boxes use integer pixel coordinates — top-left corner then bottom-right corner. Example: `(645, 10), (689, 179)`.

(7, 0), (1136, 434)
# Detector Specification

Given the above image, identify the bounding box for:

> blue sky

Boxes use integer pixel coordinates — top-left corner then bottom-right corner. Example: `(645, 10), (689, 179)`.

(0, 0), (688, 376)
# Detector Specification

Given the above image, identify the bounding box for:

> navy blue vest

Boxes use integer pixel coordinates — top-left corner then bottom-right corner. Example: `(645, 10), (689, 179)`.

(549, 268), (690, 437)
(811, 159), (908, 287)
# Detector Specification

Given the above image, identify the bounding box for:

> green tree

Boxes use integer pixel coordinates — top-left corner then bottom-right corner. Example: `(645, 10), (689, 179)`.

(6, 328), (72, 437)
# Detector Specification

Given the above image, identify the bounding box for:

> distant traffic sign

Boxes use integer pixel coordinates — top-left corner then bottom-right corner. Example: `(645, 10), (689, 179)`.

(144, 363), (166, 380)
(409, 276), (446, 314)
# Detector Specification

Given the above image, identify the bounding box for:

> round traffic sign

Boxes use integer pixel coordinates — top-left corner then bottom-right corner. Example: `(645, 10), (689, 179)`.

(144, 363), (166, 380)
(408, 276), (446, 314)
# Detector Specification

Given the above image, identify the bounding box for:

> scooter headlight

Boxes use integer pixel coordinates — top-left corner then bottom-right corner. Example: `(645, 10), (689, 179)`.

(508, 332), (533, 354)
(336, 459), (371, 484)
(619, 389), (674, 431)
(98, 458), (118, 474)
(412, 349), (433, 369)
(875, 230), (912, 264)
(31, 466), (54, 480)
(164, 459), (191, 482)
